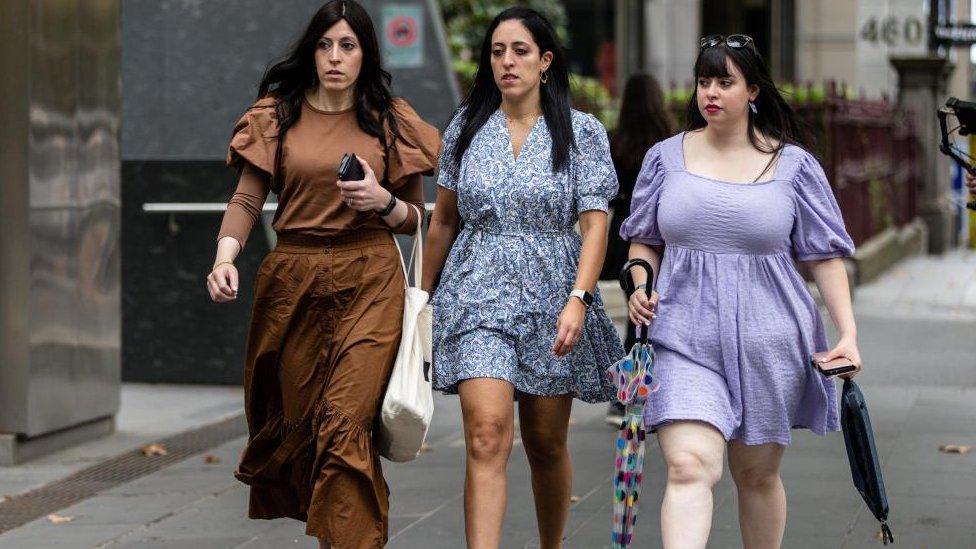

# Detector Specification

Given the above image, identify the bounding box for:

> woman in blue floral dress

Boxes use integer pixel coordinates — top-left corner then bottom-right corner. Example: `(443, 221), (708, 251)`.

(422, 7), (623, 548)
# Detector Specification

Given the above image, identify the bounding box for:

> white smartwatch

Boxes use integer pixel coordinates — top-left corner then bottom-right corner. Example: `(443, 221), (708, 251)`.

(570, 288), (594, 308)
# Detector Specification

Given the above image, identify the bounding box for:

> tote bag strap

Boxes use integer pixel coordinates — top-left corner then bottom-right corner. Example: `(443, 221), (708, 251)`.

(395, 204), (424, 289)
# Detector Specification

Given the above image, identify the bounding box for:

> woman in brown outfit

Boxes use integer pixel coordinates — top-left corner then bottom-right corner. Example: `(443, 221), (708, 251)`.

(204, 2), (440, 547)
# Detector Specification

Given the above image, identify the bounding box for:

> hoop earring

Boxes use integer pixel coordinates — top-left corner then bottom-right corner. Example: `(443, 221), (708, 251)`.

(749, 100), (758, 114)
(540, 71), (549, 84)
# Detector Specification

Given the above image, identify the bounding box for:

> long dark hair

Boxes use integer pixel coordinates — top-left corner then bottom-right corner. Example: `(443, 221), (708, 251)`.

(685, 42), (811, 153)
(256, 0), (400, 190)
(611, 73), (677, 169)
(447, 7), (575, 176)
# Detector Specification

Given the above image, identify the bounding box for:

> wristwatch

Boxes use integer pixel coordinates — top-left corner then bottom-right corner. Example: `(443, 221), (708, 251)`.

(570, 288), (593, 308)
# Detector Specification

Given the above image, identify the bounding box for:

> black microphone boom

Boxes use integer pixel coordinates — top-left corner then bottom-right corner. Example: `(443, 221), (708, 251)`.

(938, 97), (976, 210)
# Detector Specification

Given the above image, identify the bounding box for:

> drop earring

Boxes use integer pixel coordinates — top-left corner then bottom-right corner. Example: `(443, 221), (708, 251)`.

(749, 100), (758, 114)
(540, 71), (549, 84)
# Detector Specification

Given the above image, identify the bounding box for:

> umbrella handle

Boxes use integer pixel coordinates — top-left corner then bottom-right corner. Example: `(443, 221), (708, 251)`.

(619, 258), (656, 344)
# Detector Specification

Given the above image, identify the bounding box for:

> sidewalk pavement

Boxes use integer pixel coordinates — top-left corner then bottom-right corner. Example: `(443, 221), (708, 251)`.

(854, 249), (976, 320)
(1, 251), (975, 548)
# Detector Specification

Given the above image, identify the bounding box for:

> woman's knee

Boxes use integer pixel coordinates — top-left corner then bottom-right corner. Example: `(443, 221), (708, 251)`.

(666, 450), (722, 487)
(466, 416), (513, 463)
(730, 464), (781, 492)
(521, 431), (568, 465)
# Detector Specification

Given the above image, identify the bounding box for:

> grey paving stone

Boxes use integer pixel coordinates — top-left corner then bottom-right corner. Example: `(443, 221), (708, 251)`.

(115, 538), (252, 549)
(0, 523), (125, 549)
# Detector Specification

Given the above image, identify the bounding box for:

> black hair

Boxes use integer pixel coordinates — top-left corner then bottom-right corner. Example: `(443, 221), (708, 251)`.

(686, 42), (812, 153)
(611, 73), (677, 169)
(256, 0), (400, 191)
(447, 6), (575, 176)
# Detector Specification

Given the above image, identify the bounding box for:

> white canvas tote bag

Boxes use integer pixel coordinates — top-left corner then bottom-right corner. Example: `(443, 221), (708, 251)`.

(379, 205), (434, 462)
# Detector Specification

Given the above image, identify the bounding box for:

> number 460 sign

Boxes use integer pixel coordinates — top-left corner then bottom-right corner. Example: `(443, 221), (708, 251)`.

(860, 15), (926, 47)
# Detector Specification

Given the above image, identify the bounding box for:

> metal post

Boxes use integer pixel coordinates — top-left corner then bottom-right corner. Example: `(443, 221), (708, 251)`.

(0, 0), (122, 465)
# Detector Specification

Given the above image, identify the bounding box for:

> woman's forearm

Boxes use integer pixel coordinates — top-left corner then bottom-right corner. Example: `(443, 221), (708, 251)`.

(382, 174), (424, 234)
(573, 211), (608, 293)
(422, 218), (457, 293)
(217, 165), (271, 249)
(626, 242), (662, 288)
(378, 193), (411, 232)
(808, 257), (856, 339)
(213, 236), (242, 269)
(421, 187), (460, 293)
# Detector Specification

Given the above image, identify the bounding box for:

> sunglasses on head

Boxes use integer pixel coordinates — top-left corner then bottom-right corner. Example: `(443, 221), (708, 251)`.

(700, 34), (755, 50)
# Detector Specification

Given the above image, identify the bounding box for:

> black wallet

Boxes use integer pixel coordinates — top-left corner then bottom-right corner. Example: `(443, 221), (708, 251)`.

(337, 153), (365, 181)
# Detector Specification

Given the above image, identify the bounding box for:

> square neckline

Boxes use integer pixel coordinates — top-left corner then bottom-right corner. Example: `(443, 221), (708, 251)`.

(678, 131), (789, 186)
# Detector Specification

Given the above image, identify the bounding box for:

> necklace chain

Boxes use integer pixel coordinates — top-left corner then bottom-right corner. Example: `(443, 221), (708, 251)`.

(505, 112), (542, 124)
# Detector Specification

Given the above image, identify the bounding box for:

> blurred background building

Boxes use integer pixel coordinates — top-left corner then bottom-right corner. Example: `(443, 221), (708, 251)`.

(562, 0), (975, 101)
(3, 0), (976, 461)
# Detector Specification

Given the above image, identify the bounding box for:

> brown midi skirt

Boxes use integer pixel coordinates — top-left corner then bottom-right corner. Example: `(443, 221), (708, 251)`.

(234, 230), (404, 548)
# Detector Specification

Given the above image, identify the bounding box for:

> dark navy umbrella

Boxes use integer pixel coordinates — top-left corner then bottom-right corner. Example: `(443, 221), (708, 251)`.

(841, 379), (894, 544)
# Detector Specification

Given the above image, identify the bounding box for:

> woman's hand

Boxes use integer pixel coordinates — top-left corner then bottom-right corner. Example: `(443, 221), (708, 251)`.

(818, 336), (863, 379)
(552, 299), (586, 357)
(628, 290), (659, 326)
(207, 262), (239, 303)
(336, 157), (392, 212)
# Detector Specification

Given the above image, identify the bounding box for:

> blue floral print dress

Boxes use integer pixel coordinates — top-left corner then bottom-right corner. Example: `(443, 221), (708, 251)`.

(431, 109), (624, 403)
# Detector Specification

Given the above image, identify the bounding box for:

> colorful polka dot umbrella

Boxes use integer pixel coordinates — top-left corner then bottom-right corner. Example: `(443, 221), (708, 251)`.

(609, 258), (659, 548)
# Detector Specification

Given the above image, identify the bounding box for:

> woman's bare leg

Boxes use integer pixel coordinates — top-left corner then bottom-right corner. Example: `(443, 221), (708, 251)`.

(728, 441), (786, 549)
(459, 379), (516, 549)
(657, 421), (726, 549)
(518, 393), (574, 549)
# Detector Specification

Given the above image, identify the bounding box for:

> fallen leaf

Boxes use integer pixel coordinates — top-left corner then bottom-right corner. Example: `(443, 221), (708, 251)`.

(938, 444), (972, 454)
(569, 495), (580, 503)
(873, 530), (884, 542)
(140, 443), (168, 457)
(47, 514), (74, 524)
(419, 443), (433, 454)
(203, 454), (220, 464)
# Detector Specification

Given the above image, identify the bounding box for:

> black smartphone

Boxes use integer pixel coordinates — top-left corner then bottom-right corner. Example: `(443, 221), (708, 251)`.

(337, 153), (365, 181)
(810, 352), (857, 377)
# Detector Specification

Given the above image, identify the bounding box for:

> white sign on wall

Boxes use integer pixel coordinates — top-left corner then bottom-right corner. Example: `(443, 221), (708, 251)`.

(855, 0), (929, 97)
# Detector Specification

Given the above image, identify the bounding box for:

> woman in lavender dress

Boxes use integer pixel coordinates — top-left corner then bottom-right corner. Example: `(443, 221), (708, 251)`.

(422, 7), (622, 548)
(620, 35), (862, 548)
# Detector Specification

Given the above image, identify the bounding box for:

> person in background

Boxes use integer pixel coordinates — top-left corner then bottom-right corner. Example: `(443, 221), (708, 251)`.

(602, 72), (678, 426)
(205, 1), (439, 547)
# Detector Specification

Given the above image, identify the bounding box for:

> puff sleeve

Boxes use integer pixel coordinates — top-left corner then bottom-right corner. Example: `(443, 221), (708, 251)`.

(619, 144), (667, 246)
(790, 151), (855, 261)
(573, 113), (618, 213)
(386, 98), (441, 190)
(226, 97), (279, 177)
(436, 109), (465, 191)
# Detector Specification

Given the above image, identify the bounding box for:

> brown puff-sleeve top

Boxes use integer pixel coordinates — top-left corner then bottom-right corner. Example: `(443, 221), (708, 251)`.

(218, 96), (441, 248)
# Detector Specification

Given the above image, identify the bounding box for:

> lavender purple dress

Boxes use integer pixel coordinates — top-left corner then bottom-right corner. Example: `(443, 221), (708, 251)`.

(619, 133), (855, 445)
